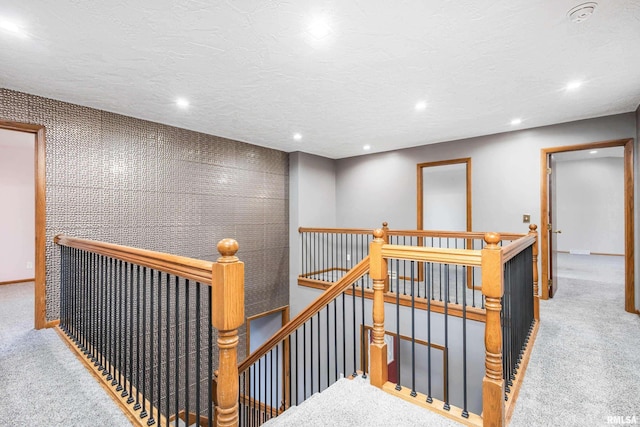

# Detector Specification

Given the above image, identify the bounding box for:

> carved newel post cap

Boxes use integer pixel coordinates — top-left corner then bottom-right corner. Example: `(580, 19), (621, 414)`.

(529, 224), (538, 232)
(217, 238), (239, 261)
(484, 232), (501, 247)
(373, 228), (384, 239)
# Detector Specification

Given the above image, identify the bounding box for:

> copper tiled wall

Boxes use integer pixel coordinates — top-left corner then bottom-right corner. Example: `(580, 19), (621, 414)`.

(0, 88), (289, 339)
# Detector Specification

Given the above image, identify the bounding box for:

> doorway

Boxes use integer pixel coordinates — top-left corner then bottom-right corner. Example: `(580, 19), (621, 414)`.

(0, 120), (46, 329)
(540, 138), (635, 313)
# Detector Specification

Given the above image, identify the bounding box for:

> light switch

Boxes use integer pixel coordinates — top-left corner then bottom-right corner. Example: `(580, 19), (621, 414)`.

(522, 214), (530, 223)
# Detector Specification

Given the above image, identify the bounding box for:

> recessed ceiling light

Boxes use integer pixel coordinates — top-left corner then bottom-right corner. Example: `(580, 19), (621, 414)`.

(308, 16), (331, 40)
(565, 80), (583, 91)
(590, 150), (598, 154)
(511, 118), (522, 126)
(176, 98), (189, 109)
(363, 145), (371, 151)
(415, 101), (427, 111)
(293, 133), (302, 141)
(0, 18), (27, 37)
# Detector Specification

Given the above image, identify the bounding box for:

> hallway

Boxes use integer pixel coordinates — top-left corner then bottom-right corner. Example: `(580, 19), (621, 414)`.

(0, 282), (129, 426)
(510, 253), (639, 426)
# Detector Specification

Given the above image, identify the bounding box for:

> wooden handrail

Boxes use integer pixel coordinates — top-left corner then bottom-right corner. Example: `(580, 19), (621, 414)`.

(381, 244), (483, 266)
(238, 255), (371, 373)
(298, 226), (526, 242)
(501, 235), (536, 263)
(298, 226), (374, 235)
(54, 235), (213, 285)
(387, 229), (526, 241)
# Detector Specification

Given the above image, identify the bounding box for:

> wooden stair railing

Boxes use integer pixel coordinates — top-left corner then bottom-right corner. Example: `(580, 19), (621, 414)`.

(366, 228), (539, 427)
(238, 255), (371, 373)
(54, 235), (245, 427)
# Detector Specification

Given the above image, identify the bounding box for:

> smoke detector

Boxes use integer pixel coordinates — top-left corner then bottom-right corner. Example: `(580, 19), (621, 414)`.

(567, 2), (598, 23)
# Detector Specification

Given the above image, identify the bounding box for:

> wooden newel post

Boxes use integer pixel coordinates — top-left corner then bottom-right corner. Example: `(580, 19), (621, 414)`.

(369, 228), (388, 388)
(528, 224), (540, 321)
(212, 238), (244, 427)
(481, 232), (505, 427)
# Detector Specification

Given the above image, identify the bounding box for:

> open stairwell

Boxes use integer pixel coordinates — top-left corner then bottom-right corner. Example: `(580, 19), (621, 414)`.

(49, 226), (540, 426)
(262, 376), (461, 427)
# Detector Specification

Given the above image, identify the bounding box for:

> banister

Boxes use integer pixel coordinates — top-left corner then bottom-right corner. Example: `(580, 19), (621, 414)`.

(298, 226), (374, 234)
(54, 234), (213, 285)
(501, 235), (536, 263)
(299, 226), (527, 242)
(387, 229), (527, 241)
(238, 255), (371, 373)
(381, 244), (483, 266)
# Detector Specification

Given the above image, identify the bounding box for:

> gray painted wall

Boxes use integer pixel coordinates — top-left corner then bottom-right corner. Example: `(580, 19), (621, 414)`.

(288, 152), (337, 316)
(555, 156), (624, 255)
(0, 88), (289, 336)
(333, 113), (637, 307)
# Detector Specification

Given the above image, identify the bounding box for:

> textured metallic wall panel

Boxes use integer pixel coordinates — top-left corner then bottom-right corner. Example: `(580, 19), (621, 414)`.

(0, 88), (289, 330)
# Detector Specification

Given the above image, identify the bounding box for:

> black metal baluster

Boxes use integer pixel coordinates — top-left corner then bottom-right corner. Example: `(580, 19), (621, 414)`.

(258, 358), (262, 423)
(310, 315), (314, 394)
(303, 323), (307, 399)
(165, 273), (170, 427)
(140, 267), (148, 419)
(316, 312), (321, 387)
(462, 263), (469, 418)
(333, 300), (337, 383)
(288, 334), (292, 412)
(276, 343), (280, 416)
(156, 271), (163, 427)
(115, 260), (123, 390)
(426, 260), (433, 404)
(352, 282), (357, 378)
(361, 281), (367, 379)
(326, 304), (330, 388)
(89, 252), (96, 364)
(294, 330), (299, 406)
(268, 350), (273, 421)
(410, 261), (416, 397)
(174, 275), (179, 420)
(183, 279), (189, 422)
(148, 269), (156, 426)
(106, 257), (114, 382)
(98, 254), (105, 373)
(195, 282), (201, 427)
(342, 293), (346, 377)
(134, 265), (142, 410)
(395, 258), (401, 391)
(82, 250), (88, 356)
(455, 240), (459, 305)
(251, 365), (255, 426)
(324, 232), (328, 280)
(443, 263), (450, 411)
(127, 264), (135, 403)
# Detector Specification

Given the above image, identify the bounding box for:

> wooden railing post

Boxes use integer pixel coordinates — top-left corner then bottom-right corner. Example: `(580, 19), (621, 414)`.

(528, 224), (540, 321)
(382, 222), (389, 289)
(481, 232), (505, 427)
(212, 239), (244, 427)
(369, 228), (388, 387)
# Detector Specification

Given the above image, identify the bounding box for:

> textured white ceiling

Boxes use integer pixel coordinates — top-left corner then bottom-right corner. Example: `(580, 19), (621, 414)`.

(1, 1), (639, 159)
